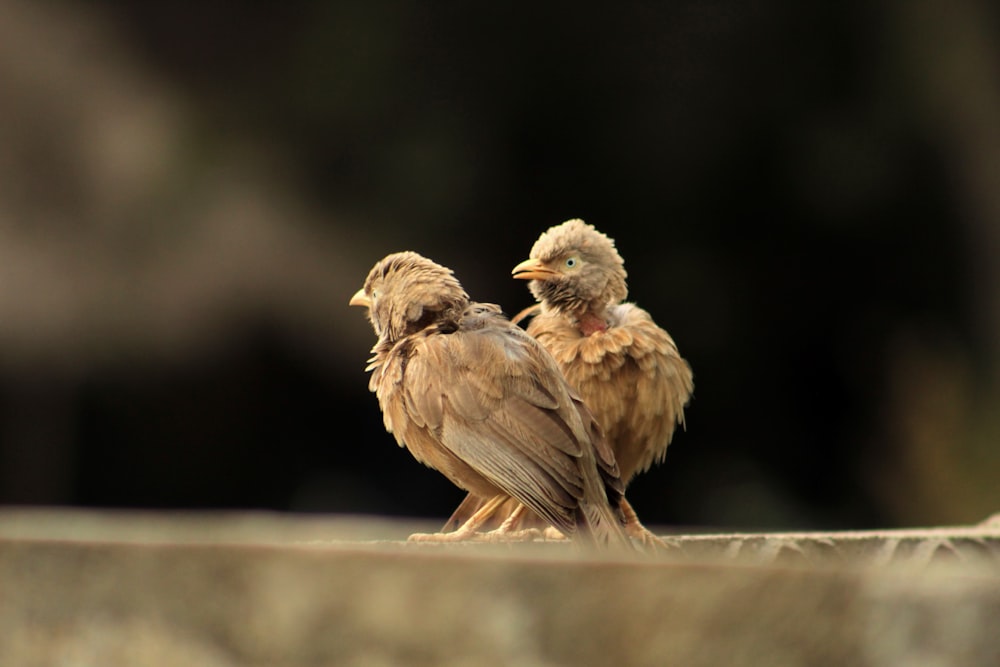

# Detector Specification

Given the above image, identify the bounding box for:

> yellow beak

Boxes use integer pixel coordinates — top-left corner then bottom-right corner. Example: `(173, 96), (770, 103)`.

(349, 288), (371, 308)
(511, 258), (558, 281)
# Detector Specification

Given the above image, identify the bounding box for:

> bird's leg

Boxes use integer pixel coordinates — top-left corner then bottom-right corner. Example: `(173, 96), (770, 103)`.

(619, 497), (677, 552)
(496, 503), (527, 531)
(408, 494), (507, 542)
(441, 493), (484, 533)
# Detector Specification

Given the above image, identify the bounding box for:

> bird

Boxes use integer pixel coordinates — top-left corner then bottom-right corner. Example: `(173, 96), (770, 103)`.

(349, 250), (634, 549)
(447, 220), (692, 542)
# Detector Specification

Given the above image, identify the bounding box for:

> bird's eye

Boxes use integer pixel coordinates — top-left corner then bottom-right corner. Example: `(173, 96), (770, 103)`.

(565, 257), (578, 268)
(370, 289), (378, 300)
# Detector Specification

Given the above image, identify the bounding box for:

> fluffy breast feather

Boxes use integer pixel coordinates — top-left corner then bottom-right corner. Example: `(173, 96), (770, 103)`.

(526, 303), (693, 481)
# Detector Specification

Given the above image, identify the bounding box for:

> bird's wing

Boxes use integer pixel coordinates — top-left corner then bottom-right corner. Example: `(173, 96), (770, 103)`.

(614, 304), (694, 430)
(400, 314), (596, 534)
(510, 302), (542, 326)
(568, 390), (624, 500)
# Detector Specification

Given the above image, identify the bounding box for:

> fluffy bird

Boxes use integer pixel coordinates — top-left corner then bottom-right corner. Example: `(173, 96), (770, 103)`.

(349, 251), (633, 548)
(512, 219), (693, 487)
(444, 220), (692, 542)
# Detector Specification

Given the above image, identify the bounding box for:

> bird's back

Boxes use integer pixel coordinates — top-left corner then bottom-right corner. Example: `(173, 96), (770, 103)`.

(376, 301), (630, 545)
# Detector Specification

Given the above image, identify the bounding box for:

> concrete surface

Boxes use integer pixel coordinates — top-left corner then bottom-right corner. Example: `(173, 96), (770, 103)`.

(1, 509), (998, 666)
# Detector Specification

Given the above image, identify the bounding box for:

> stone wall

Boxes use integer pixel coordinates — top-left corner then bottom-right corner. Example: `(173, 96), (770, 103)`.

(1, 509), (998, 666)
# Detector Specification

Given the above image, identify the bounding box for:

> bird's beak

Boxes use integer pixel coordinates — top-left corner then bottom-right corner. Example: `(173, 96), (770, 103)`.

(349, 288), (371, 308)
(512, 258), (558, 281)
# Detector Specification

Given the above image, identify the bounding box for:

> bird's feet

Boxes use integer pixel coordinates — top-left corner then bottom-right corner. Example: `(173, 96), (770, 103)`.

(539, 526), (568, 541)
(407, 529), (480, 543)
(407, 527), (548, 543)
(482, 527), (548, 542)
(624, 520), (680, 553)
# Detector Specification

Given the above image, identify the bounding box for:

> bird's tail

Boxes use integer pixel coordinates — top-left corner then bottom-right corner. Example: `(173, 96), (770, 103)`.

(576, 497), (638, 552)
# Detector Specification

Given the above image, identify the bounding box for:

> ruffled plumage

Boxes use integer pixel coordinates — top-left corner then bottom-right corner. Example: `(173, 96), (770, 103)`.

(352, 251), (631, 549)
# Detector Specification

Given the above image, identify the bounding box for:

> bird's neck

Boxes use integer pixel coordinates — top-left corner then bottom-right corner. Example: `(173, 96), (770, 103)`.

(576, 309), (609, 336)
(539, 300), (609, 335)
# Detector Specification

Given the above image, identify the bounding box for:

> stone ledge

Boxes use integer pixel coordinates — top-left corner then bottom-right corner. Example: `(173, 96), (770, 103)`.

(664, 520), (1000, 568)
(1, 509), (999, 666)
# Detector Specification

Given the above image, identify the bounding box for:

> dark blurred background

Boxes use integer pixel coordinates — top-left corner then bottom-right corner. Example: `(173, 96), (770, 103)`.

(1, 0), (998, 530)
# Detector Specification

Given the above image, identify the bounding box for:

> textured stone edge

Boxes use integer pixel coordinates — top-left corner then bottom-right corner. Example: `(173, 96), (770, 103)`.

(1, 507), (999, 569)
(2, 509), (1000, 666)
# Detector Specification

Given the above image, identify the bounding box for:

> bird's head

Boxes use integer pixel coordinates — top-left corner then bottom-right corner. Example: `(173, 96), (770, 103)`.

(350, 251), (469, 342)
(512, 219), (627, 315)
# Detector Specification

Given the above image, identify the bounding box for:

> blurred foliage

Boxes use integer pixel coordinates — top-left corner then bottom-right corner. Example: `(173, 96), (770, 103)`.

(0, 0), (998, 529)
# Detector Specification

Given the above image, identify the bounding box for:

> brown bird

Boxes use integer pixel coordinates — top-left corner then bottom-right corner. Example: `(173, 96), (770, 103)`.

(513, 219), (693, 483)
(447, 220), (692, 540)
(349, 251), (633, 549)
